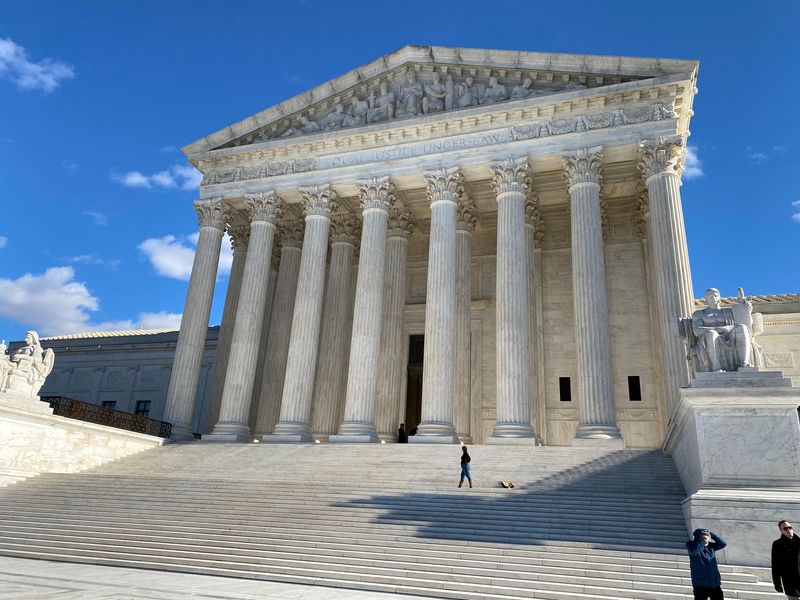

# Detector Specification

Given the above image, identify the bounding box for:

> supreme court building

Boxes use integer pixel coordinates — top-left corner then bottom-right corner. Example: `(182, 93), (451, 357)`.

(158, 46), (711, 447)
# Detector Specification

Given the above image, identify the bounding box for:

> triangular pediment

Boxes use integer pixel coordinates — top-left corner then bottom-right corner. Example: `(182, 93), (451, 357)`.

(183, 46), (697, 157)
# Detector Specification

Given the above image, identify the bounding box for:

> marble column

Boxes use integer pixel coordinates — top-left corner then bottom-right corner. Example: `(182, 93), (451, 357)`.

(454, 195), (476, 443)
(412, 168), (461, 444)
(332, 177), (394, 443)
(562, 147), (623, 445)
(525, 197), (546, 442)
(206, 193), (283, 441)
(310, 214), (360, 440)
(253, 221), (304, 435)
(202, 220), (248, 434)
(638, 136), (694, 413)
(266, 185), (337, 442)
(376, 206), (416, 441)
(163, 198), (226, 441)
(488, 158), (537, 443)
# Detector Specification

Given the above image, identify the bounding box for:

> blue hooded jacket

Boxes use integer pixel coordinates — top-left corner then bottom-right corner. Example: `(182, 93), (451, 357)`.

(686, 529), (727, 587)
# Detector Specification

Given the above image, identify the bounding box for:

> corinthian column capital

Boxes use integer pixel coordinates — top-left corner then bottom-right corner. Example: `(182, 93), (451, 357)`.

(637, 136), (686, 180)
(562, 147), (603, 189)
(490, 157), (530, 196)
(524, 195), (545, 248)
(330, 213), (361, 245)
(227, 222), (250, 251)
(456, 194), (477, 232)
(298, 184), (338, 218)
(423, 168), (463, 205)
(245, 191), (284, 224)
(278, 218), (305, 249)
(387, 205), (417, 239)
(194, 198), (227, 230)
(356, 176), (395, 212)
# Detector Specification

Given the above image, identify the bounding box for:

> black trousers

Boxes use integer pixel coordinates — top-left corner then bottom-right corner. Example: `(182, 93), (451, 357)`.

(693, 586), (724, 600)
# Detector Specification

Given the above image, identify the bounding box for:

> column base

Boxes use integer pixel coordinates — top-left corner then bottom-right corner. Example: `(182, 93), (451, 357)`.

(572, 424), (624, 448)
(202, 422), (252, 443)
(378, 433), (399, 443)
(262, 422), (314, 443)
(409, 422), (459, 443)
(486, 436), (539, 446)
(329, 433), (380, 443)
(167, 423), (197, 443)
(489, 423), (537, 440)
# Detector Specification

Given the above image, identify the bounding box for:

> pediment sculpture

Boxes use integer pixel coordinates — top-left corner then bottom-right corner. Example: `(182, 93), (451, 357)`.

(678, 288), (764, 374)
(260, 69), (590, 142)
(0, 331), (55, 399)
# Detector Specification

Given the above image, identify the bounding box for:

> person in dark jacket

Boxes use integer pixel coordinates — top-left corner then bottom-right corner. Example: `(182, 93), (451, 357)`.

(397, 423), (408, 443)
(458, 446), (472, 488)
(772, 520), (800, 599)
(686, 528), (727, 600)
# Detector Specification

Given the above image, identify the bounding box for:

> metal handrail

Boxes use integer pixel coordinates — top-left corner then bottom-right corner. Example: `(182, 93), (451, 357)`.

(40, 396), (172, 438)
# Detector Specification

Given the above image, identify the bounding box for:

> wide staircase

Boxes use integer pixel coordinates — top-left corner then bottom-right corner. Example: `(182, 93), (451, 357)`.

(0, 444), (774, 599)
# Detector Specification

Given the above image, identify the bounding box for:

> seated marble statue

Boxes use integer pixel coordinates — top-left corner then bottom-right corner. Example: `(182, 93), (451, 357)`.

(683, 288), (754, 372)
(367, 82), (396, 123)
(0, 331), (55, 397)
(511, 78), (534, 99)
(279, 115), (320, 138)
(342, 96), (369, 127)
(479, 77), (508, 105)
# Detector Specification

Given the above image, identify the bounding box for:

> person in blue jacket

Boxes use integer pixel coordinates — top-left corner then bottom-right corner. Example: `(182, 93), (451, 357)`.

(686, 528), (727, 600)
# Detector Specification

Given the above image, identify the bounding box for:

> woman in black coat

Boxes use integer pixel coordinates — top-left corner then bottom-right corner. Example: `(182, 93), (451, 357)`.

(772, 520), (800, 598)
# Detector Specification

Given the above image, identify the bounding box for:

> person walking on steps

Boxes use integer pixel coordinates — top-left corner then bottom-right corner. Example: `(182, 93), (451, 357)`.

(458, 446), (472, 488)
(772, 520), (800, 599)
(686, 528), (727, 600)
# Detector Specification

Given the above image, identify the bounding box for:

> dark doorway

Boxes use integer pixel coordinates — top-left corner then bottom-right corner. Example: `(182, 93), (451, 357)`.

(405, 335), (424, 433)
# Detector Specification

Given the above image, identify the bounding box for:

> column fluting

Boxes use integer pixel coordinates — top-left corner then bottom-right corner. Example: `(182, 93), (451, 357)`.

(163, 198), (226, 441)
(638, 136), (694, 414)
(488, 158), (537, 442)
(202, 221), (248, 434)
(332, 177), (394, 443)
(412, 168), (461, 443)
(376, 207), (416, 440)
(252, 221), (304, 435)
(563, 147), (622, 445)
(207, 193), (283, 441)
(267, 185), (337, 442)
(525, 197), (545, 442)
(310, 214), (360, 440)
(454, 196), (476, 443)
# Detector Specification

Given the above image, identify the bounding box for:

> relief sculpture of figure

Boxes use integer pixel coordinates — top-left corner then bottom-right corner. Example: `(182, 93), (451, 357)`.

(342, 96), (369, 127)
(456, 76), (478, 109)
(422, 72), (447, 114)
(682, 288), (755, 373)
(480, 76), (508, 105)
(511, 77), (534, 99)
(367, 81), (395, 124)
(0, 331), (55, 397)
(279, 115), (320, 138)
(320, 103), (346, 131)
(397, 71), (423, 116)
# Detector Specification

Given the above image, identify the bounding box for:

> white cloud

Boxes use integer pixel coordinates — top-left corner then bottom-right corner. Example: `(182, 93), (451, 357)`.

(0, 267), (182, 336)
(82, 210), (108, 226)
(792, 200), (800, 224)
(0, 236), (6, 249)
(746, 146), (769, 165)
(138, 233), (232, 281)
(61, 159), (78, 173)
(65, 254), (120, 269)
(0, 38), (74, 93)
(112, 164), (202, 191)
(683, 145), (704, 180)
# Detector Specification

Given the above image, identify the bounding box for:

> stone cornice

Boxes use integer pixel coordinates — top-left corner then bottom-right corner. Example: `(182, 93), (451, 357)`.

(183, 46), (697, 156)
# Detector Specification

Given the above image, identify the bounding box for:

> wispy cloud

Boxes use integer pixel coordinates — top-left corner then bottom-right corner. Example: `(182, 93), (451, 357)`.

(61, 159), (78, 173)
(683, 145), (704, 180)
(746, 146), (769, 165)
(65, 254), (120, 269)
(112, 164), (202, 191)
(0, 38), (74, 93)
(83, 210), (108, 226)
(792, 200), (800, 224)
(773, 145), (788, 155)
(138, 233), (232, 281)
(0, 236), (7, 249)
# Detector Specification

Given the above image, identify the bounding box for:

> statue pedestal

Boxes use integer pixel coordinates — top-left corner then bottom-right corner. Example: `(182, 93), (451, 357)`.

(664, 378), (800, 566)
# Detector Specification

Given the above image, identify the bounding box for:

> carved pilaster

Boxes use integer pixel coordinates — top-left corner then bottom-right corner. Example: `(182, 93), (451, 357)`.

(637, 136), (686, 180)
(524, 193), (545, 249)
(194, 198), (226, 230)
(330, 213), (361, 246)
(423, 168), (463, 205)
(245, 191), (283, 224)
(387, 205), (417, 239)
(456, 194), (477, 232)
(562, 147), (603, 188)
(635, 180), (650, 241)
(298, 185), (338, 218)
(278, 218), (305, 249)
(356, 176), (395, 212)
(490, 157), (530, 196)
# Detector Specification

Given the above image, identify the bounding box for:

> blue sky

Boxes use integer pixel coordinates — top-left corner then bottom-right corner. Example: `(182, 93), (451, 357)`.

(1, 1), (798, 342)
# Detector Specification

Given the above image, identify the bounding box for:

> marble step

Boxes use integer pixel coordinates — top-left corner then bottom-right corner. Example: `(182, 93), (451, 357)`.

(690, 369), (793, 388)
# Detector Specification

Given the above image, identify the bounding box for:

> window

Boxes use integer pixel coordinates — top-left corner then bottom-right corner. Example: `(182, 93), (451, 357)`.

(628, 376), (642, 401)
(559, 377), (571, 402)
(135, 401), (151, 417)
(101, 401), (117, 409)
